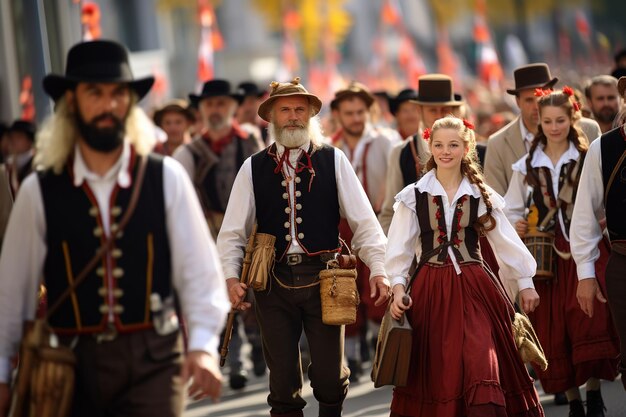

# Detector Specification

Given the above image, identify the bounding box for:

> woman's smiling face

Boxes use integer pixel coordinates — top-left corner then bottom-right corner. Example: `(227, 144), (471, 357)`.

(429, 127), (467, 170)
(540, 105), (571, 145)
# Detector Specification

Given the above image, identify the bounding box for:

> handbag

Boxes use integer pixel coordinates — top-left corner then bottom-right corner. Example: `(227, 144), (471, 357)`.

(371, 246), (442, 388)
(9, 156), (148, 417)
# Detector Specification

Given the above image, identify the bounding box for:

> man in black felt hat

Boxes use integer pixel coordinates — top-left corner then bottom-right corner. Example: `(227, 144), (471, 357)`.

(235, 81), (268, 143)
(0, 39), (230, 416)
(484, 63), (601, 196)
(173, 79), (263, 239)
(173, 79), (263, 389)
(378, 74), (464, 233)
(5, 119), (36, 195)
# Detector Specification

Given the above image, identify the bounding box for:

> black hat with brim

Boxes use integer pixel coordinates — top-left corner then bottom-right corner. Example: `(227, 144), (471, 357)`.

(189, 79), (244, 107)
(390, 88), (418, 115)
(43, 40), (155, 102)
(237, 81), (266, 98)
(506, 63), (558, 95)
(8, 119), (36, 142)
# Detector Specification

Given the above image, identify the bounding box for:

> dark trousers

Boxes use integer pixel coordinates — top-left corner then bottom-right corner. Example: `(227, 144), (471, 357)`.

(66, 328), (184, 417)
(606, 249), (626, 366)
(254, 263), (349, 417)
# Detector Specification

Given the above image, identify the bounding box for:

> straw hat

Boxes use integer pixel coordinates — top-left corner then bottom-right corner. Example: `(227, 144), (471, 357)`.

(257, 77), (322, 122)
(330, 81), (375, 110)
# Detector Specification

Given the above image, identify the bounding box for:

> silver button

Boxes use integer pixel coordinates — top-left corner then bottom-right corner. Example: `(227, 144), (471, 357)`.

(113, 305), (124, 314)
(295, 177), (301, 183)
(298, 233), (304, 239)
(89, 206), (99, 217)
(284, 222), (290, 228)
(99, 304), (109, 314)
(281, 180), (287, 186)
(111, 206), (122, 216)
(295, 191), (301, 197)
(113, 288), (124, 298)
(285, 235), (292, 241)
(93, 227), (103, 238)
(296, 217), (302, 224)
(282, 193), (288, 200)
(110, 223), (119, 233)
(112, 268), (124, 279)
(96, 267), (105, 277)
(98, 287), (107, 296)
(285, 207), (291, 214)
(111, 248), (122, 259)
(296, 204), (302, 210)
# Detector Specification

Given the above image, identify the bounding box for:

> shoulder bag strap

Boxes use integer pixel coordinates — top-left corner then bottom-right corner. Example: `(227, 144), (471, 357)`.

(604, 149), (626, 205)
(45, 155), (149, 320)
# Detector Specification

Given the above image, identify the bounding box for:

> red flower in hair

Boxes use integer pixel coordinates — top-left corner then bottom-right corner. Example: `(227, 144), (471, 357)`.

(562, 86), (575, 97)
(534, 88), (553, 97)
(423, 128), (431, 141)
(572, 102), (581, 112)
(462, 119), (475, 130)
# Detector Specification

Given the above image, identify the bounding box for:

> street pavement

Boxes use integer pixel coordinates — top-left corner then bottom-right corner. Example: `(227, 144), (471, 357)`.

(185, 368), (626, 417)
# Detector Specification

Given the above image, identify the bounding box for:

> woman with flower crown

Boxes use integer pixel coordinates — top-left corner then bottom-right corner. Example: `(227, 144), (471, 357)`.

(504, 87), (620, 417)
(386, 115), (544, 417)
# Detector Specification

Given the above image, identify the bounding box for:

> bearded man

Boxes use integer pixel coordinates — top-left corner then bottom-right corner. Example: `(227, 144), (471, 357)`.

(584, 75), (621, 134)
(0, 40), (230, 417)
(173, 79), (263, 238)
(216, 78), (389, 417)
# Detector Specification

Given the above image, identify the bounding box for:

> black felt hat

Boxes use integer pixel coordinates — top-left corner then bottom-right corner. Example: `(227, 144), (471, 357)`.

(8, 120), (36, 142)
(236, 81), (266, 98)
(389, 88), (418, 115)
(506, 63), (558, 95)
(189, 79), (244, 107)
(43, 40), (155, 101)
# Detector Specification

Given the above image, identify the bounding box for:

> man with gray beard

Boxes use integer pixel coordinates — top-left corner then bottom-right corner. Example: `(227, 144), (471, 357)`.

(217, 78), (389, 417)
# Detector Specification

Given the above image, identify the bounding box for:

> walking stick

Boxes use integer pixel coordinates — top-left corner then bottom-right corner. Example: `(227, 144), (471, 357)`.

(220, 225), (257, 367)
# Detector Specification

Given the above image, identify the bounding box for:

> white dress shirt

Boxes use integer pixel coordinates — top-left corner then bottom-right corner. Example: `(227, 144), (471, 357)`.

(386, 170), (536, 297)
(519, 119), (535, 152)
(0, 141), (230, 383)
(570, 131), (620, 279)
(216, 140), (388, 280)
(504, 142), (580, 242)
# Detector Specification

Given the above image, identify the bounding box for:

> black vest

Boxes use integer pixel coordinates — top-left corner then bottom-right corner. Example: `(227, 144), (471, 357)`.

(251, 144), (340, 260)
(400, 136), (421, 187)
(601, 126), (626, 241)
(415, 189), (481, 264)
(38, 153), (172, 335)
(528, 163), (575, 235)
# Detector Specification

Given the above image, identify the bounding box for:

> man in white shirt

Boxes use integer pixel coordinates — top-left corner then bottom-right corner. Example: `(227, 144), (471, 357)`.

(0, 40), (230, 416)
(571, 79), (626, 390)
(217, 78), (389, 417)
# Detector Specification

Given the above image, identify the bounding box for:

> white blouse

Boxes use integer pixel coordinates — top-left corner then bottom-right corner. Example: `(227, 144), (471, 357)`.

(504, 142), (580, 242)
(386, 170), (536, 299)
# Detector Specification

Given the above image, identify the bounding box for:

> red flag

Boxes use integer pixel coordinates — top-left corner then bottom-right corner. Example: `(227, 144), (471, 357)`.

(197, 2), (224, 83)
(19, 76), (35, 122)
(81, 2), (101, 40)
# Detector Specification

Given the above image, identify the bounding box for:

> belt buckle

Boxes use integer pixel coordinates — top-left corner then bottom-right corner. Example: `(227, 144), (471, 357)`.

(95, 323), (118, 343)
(286, 254), (302, 266)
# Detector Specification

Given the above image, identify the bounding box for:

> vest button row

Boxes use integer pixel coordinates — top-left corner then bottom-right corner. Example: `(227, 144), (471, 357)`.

(99, 304), (124, 314)
(96, 267), (124, 278)
(98, 287), (124, 298)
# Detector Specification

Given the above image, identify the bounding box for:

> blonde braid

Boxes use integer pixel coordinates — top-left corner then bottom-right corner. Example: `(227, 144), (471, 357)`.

(462, 159), (496, 233)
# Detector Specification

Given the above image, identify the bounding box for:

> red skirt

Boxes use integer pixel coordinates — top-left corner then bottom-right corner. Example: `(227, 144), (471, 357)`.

(390, 262), (544, 417)
(527, 229), (620, 393)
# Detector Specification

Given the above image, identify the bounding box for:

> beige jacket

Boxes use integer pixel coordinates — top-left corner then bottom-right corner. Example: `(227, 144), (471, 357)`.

(378, 135), (430, 234)
(484, 116), (601, 196)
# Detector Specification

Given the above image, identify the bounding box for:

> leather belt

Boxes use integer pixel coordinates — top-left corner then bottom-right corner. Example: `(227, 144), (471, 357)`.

(281, 252), (337, 266)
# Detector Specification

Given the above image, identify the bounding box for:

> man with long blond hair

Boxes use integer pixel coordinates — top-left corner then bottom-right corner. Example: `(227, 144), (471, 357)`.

(0, 40), (229, 416)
